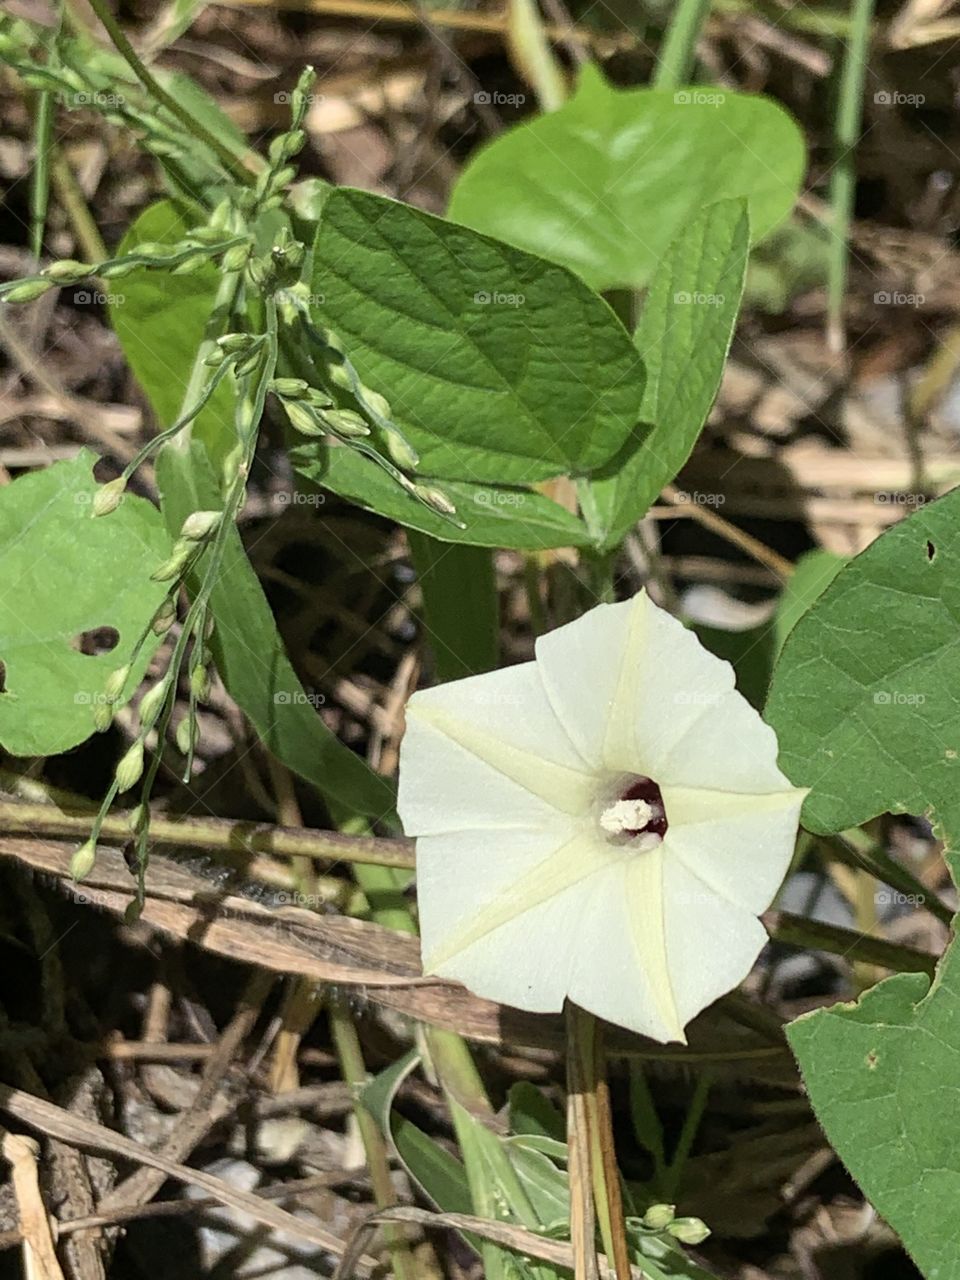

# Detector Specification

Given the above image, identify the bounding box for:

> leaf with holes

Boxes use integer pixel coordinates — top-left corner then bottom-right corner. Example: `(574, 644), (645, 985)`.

(311, 186), (645, 485)
(766, 491), (960, 838)
(766, 491), (960, 1278)
(448, 66), (804, 292)
(0, 452), (171, 756)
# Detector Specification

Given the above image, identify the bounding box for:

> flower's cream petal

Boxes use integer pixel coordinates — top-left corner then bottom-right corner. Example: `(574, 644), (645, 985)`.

(534, 596), (637, 765)
(417, 823), (578, 963)
(423, 828), (611, 972)
(422, 832), (617, 1014)
(402, 661), (596, 823)
(654, 689), (793, 792)
(660, 785), (807, 914)
(398, 716), (579, 836)
(535, 590), (748, 780)
(569, 855), (686, 1043)
(662, 858), (770, 1027)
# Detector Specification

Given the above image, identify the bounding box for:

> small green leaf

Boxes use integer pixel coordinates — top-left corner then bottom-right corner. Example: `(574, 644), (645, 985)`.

(581, 200), (749, 551)
(449, 66), (804, 291)
(0, 452), (170, 756)
(771, 548), (846, 659)
(312, 187), (645, 485)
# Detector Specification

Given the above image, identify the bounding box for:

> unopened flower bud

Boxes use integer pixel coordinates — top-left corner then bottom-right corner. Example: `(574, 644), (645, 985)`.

(284, 399), (325, 436)
(180, 509), (222, 542)
(128, 803), (149, 834)
(100, 260), (138, 279)
(3, 278), (53, 303)
(176, 716), (197, 755)
(115, 740), (145, 792)
(93, 702), (113, 733)
(383, 427), (419, 470)
(43, 259), (94, 284)
(323, 408), (370, 438)
(666, 1217), (710, 1246)
(138, 681), (167, 726)
(70, 838), (97, 881)
(641, 1205), (676, 1231)
(220, 242), (251, 273)
(360, 388), (391, 420)
(104, 664), (131, 703)
(217, 332), (253, 353)
(152, 597), (178, 634)
(189, 663), (211, 701)
(172, 252), (210, 275)
(413, 484), (457, 517)
(270, 377), (309, 398)
(92, 476), (126, 517)
(150, 541), (194, 583)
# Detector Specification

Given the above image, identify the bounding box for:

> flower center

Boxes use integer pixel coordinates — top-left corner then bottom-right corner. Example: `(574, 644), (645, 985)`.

(599, 776), (668, 849)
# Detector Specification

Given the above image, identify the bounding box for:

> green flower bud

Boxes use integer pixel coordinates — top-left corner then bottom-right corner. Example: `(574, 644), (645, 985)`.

(221, 442), (246, 490)
(360, 388), (391, 421)
(93, 702), (113, 733)
(152, 597), (178, 634)
(189, 662), (211, 702)
(270, 377), (309, 398)
(220, 242), (251, 273)
(666, 1218), (710, 1246)
(413, 484), (457, 517)
(209, 198), (232, 230)
(172, 252), (210, 276)
(186, 225), (230, 246)
(323, 408), (369, 437)
(234, 348), (264, 378)
(641, 1204), (676, 1231)
(217, 332), (253, 353)
(131, 241), (171, 258)
(43, 259), (94, 284)
(326, 360), (353, 390)
(269, 129), (305, 163)
(104, 664), (131, 703)
(150, 541), (194, 583)
(269, 164), (298, 193)
(180, 509), (222, 542)
(245, 255), (274, 289)
(305, 387), (334, 408)
(99, 260), (138, 279)
(383, 427), (419, 471)
(128, 803), (149, 834)
(3, 278), (53, 303)
(283, 399), (325, 436)
(70, 838), (97, 881)
(115, 740), (145, 792)
(176, 716), (197, 755)
(203, 346), (227, 368)
(138, 681), (167, 726)
(92, 476), (126, 517)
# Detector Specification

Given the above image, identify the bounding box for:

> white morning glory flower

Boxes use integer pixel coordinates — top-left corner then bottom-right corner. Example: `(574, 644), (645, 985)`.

(398, 589), (807, 1043)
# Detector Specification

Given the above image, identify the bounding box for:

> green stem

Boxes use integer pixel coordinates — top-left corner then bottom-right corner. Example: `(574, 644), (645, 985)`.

(660, 1071), (711, 1201)
(83, 0), (253, 186)
(826, 0), (875, 352)
(653, 0), (711, 89)
(328, 1000), (418, 1280)
(566, 1003), (631, 1280)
